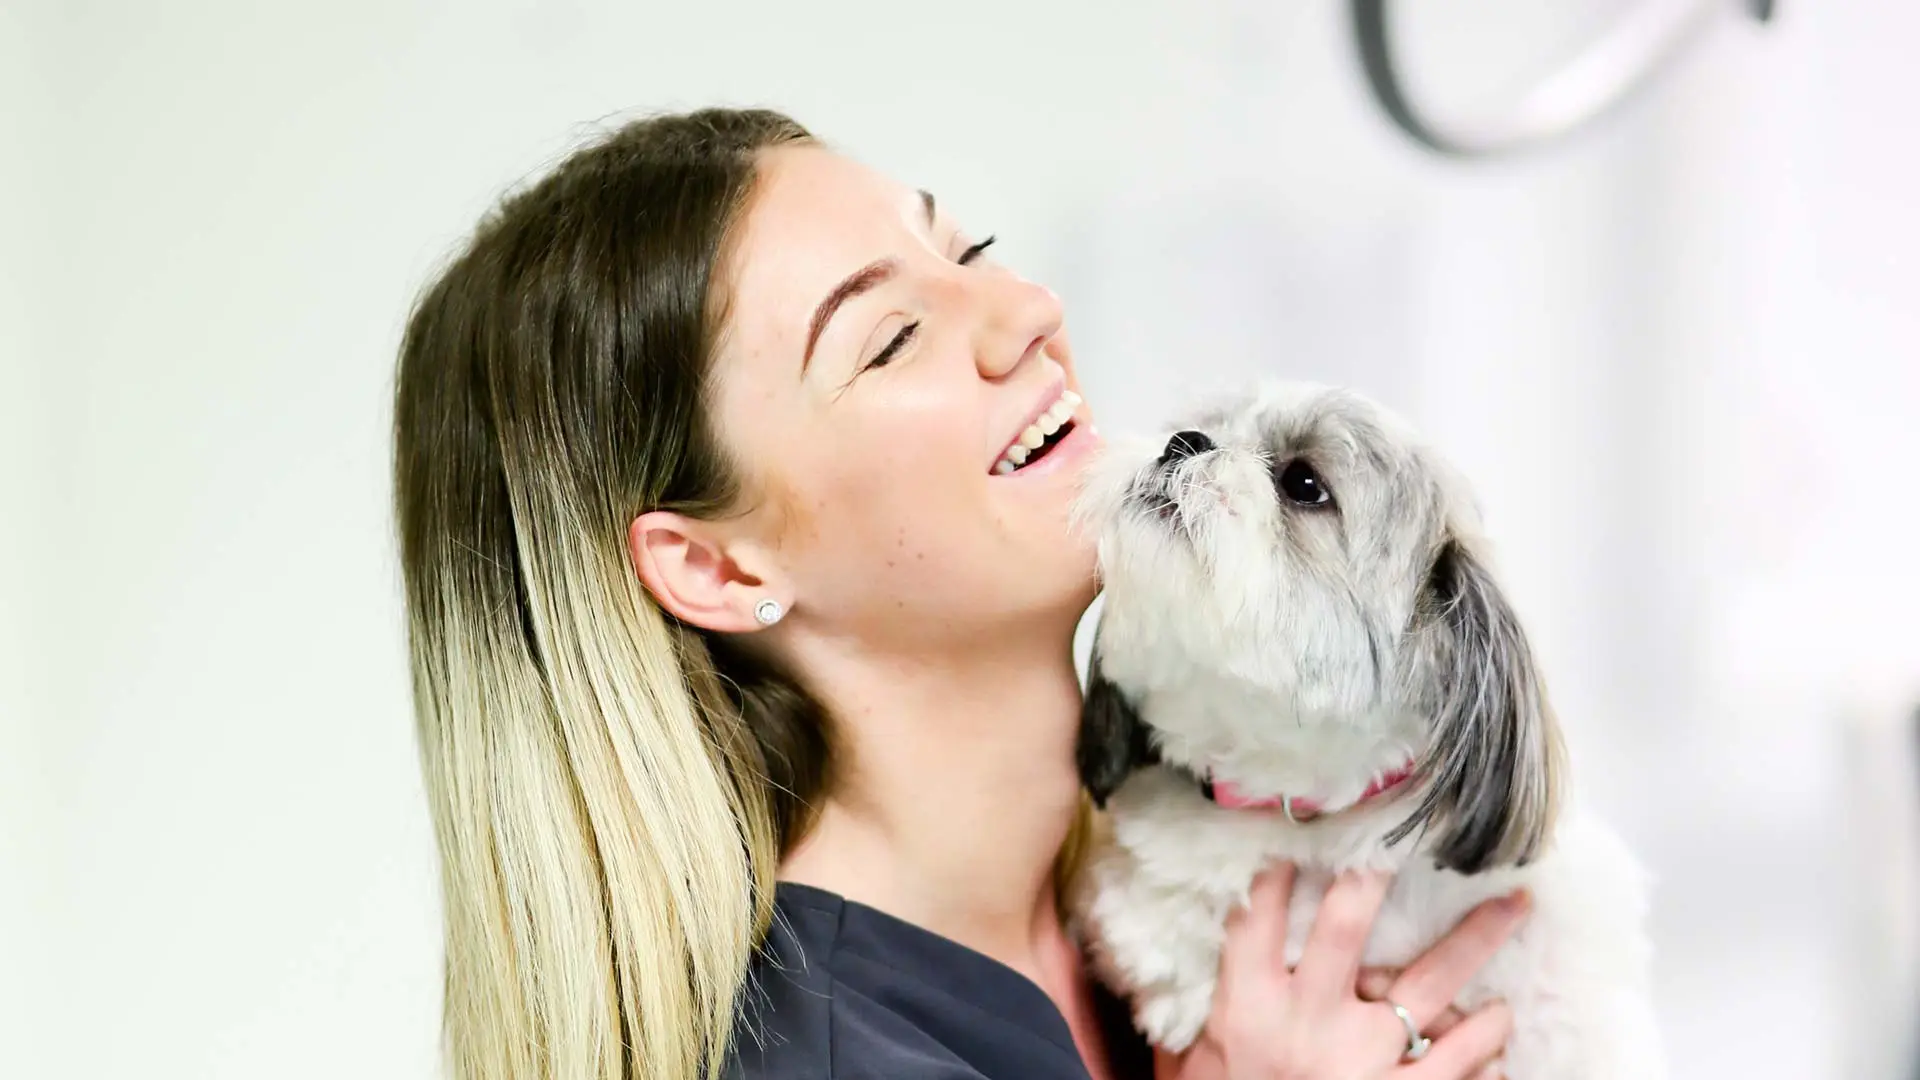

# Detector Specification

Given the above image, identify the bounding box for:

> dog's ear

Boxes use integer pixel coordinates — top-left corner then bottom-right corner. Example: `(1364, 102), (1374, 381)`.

(1077, 653), (1156, 808)
(1388, 537), (1567, 874)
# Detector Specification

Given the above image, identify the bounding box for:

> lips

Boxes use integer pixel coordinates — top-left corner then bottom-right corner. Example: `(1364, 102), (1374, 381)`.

(993, 387), (1082, 475)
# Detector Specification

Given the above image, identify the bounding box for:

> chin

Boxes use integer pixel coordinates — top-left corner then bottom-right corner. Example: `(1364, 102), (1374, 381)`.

(1066, 381), (1664, 1079)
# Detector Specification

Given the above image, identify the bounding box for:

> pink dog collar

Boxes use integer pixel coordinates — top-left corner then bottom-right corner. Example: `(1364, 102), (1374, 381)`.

(1207, 761), (1417, 822)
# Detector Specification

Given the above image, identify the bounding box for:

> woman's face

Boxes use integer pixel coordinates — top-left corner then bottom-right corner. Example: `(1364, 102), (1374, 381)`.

(710, 145), (1101, 653)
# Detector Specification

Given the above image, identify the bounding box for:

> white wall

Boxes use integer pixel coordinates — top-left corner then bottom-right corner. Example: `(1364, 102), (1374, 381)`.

(1642, 10), (1920, 1075)
(10, 2), (1915, 1078)
(2, 4), (58, 1078)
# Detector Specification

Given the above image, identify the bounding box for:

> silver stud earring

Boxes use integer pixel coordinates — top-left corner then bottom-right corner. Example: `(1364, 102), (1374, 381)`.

(753, 598), (784, 626)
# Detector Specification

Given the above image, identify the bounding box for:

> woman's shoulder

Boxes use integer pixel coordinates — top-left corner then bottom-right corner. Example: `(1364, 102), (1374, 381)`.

(724, 882), (1136, 1080)
(724, 884), (839, 1079)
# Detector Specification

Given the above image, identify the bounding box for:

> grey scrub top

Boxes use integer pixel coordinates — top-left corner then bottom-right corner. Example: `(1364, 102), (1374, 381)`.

(725, 882), (1155, 1080)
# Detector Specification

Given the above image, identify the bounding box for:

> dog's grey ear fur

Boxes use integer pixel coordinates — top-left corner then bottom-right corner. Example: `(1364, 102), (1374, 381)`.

(1078, 653), (1156, 808)
(1388, 538), (1567, 874)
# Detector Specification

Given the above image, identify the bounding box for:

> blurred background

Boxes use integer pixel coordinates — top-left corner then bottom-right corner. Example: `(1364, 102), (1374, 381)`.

(3, 1), (1916, 1077)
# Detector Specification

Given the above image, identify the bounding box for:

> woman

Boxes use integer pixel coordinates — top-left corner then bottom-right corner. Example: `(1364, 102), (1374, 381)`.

(391, 107), (1528, 1080)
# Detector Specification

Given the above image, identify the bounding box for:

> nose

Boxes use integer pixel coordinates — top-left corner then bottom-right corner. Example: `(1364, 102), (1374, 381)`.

(1160, 430), (1215, 465)
(970, 273), (1064, 380)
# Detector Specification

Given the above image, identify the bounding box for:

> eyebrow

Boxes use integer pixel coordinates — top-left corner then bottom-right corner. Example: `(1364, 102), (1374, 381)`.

(800, 189), (941, 372)
(802, 260), (895, 372)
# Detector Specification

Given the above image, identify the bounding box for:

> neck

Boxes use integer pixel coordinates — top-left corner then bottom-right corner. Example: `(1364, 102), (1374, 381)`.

(777, 629), (1087, 980)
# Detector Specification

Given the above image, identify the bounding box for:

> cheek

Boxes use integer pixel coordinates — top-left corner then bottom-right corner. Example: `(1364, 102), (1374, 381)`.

(781, 415), (986, 583)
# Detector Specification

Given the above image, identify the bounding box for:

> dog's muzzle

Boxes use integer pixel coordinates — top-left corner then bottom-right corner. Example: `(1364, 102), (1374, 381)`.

(1133, 430), (1217, 527)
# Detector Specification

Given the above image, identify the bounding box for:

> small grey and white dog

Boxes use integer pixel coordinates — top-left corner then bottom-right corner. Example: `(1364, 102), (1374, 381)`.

(1070, 382), (1662, 1079)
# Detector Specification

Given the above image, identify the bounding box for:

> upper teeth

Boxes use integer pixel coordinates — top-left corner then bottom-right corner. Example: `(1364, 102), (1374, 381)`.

(994, 390), (1081, 474)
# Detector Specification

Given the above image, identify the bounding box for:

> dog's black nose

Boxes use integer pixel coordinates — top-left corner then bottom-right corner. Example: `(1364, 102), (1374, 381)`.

(1160, 430), (1215, 465)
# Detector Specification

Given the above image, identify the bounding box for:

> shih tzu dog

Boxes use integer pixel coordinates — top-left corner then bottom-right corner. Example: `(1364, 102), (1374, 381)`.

(1070, 383), (1662, 1078)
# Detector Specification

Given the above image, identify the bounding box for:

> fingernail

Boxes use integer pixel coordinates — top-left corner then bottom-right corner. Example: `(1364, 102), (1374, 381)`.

(1501, 888), (1533, 915)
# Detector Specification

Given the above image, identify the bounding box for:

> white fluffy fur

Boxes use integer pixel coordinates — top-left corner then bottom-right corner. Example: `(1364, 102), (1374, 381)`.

(1069, 382), (1663, 1078)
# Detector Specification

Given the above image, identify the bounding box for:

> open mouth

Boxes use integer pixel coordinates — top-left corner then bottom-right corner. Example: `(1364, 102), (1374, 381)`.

(1132, 460), (1219, 531)
(1133, 480), (1186, 530)
(992, 389), (1081, 475)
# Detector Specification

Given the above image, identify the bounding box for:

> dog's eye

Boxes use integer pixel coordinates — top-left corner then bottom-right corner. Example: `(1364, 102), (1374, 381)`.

(1275, 460), (1332, 506)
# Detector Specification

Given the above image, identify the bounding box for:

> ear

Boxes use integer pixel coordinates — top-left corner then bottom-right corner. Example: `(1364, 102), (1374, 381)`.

(628, 510), (784, 634)
(1388, 537), (1567, 874)
(1077, 652), (1158, 808)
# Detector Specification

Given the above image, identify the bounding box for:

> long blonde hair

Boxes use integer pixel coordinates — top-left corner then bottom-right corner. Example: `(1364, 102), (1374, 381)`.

(391, 108), (828, 1080)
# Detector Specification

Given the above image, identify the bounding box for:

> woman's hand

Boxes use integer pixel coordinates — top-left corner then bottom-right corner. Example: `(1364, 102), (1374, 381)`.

(1153, 863), (1531, 1080)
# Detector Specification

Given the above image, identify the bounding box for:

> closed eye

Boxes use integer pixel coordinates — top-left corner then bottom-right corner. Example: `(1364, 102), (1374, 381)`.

(959, 235), (996, 265)
(863, 320), (919, 371)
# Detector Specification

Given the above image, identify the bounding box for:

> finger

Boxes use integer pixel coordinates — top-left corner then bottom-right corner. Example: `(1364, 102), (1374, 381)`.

(1294, 870), (1392, 999)
(1398, 1000), (1513, 1080)
(1387, 890), (1531, 1028)
(1422, 1005), (1467, 1040)
(1357, 967), (1400, 1000)
(1362, 968), (1465, 1039)
(1218, 861), (1297, 991)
